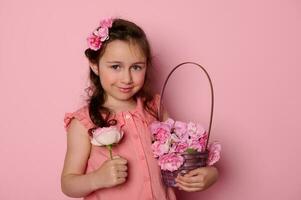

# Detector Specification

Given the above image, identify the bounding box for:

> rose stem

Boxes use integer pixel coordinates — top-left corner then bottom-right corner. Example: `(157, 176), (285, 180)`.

(108, 145), (113, 160)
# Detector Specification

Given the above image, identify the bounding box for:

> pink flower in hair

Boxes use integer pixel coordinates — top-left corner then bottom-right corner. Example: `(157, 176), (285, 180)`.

(87, 17), (114, 51)
(87, 33), (102, 51)
(94, 27), (109, 41)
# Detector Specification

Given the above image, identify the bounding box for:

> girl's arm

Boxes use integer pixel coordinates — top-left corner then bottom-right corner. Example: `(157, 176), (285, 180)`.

(61, 119), (128, 197)
(61, 119), (96, 197)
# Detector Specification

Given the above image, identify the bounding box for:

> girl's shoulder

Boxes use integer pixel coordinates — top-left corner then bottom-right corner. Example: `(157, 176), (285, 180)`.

(64, 105), (94, 131)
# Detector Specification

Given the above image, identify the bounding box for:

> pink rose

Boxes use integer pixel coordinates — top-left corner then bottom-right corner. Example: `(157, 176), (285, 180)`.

(94, 27), (109, 41)
(155, 128), (171, 144)
(158, 153), (184, 172)
(170, 133), (180, 143)
(151, 141), (170, 158)
(187, 122), (206, 139)
(150, 121), (164, 135)
(207, 141), (221, 166)
(199, 132), (208, 146)
(164, 118), (175, 128)
(174, 141), (189, 153)
(150, 121), (171, 143)
(189, 139), (204, 152)
(87, 33), (102, 51)
(174, 121), (188, 139)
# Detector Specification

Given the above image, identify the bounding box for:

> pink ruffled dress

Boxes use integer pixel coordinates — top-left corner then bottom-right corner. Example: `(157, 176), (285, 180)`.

(64, 96), (177, 200)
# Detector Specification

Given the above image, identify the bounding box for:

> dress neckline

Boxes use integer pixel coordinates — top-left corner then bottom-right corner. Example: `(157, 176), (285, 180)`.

(110, 97), (143, 117)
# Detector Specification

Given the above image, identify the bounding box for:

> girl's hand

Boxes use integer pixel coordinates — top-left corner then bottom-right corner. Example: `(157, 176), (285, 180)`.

(91, 155), (128, 189)
(175, 166), (218, 192)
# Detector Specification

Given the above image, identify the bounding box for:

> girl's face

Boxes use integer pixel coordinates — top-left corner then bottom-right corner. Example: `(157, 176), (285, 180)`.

(90, 40), (147, 104)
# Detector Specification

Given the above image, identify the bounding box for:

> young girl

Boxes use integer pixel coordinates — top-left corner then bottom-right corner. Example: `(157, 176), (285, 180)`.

(61, 18), (219, 200)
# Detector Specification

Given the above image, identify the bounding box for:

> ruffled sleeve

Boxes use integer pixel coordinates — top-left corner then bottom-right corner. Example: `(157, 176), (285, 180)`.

(64, 106), (94, 131)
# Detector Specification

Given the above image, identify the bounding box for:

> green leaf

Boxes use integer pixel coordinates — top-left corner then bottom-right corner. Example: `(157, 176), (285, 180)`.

(186, 148), (197, 154)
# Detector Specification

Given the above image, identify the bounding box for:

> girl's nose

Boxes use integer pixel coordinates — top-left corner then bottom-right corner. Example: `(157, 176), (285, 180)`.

(121, 69), (133, 84)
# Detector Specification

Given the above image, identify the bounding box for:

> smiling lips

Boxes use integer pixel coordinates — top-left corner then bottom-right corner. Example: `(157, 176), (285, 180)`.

(118, 86), (134, 93)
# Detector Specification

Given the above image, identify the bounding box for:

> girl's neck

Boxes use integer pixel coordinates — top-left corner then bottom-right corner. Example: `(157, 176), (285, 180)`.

(103, 96), (137, 113)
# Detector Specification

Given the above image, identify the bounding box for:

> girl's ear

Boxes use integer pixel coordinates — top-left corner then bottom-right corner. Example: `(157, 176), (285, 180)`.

(89, 62), (99, 75)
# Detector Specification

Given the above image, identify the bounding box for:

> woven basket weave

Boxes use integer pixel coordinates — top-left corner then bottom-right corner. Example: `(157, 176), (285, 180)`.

(161, 150), (209, 187)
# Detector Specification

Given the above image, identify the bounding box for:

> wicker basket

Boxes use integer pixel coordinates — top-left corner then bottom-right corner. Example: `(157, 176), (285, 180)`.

(158, 62), (214, 187)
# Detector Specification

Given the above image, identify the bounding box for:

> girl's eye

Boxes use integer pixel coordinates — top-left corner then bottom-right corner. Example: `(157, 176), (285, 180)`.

(111, 65), (120, 70)
(132, 65), (143, 71)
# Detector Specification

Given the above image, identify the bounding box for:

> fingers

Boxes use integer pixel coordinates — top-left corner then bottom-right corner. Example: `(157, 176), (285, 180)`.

(106, 155), (128, 186)
(112, 170), (128, 187)
(116, 165), (128, 172)
(175, 182), (204, 192)
(110, 156), (128, 179)
(108, 167), (128, 186)
(175, 176), (205, 189)
(185, 166), (217, 177)
(176, 173), (204, 184)
(110, 162), (128, 177)
(117, 171), (128, 178)
(112, 156), (128, 165)
(184, 168), (203, 177)
(112, 155), (121, 159)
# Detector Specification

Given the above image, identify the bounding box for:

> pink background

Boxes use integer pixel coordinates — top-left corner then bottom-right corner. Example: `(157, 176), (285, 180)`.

(0, 0), (300, 199)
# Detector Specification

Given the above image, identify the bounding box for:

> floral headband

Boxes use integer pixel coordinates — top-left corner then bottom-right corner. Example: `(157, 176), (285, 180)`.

(87, 18), (114, 51)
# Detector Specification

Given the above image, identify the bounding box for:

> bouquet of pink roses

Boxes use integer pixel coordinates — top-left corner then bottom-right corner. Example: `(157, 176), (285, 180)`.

(150, 118), (221, 186)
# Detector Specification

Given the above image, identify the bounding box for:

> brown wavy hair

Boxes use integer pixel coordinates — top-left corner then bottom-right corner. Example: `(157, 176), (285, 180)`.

(85, 18), (157, 128)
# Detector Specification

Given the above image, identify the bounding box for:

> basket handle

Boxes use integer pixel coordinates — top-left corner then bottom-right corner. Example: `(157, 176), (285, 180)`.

(158, 62), (214, 149)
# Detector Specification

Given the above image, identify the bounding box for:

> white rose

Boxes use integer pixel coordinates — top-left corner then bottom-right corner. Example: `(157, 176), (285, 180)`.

(91, 126), (124, 146)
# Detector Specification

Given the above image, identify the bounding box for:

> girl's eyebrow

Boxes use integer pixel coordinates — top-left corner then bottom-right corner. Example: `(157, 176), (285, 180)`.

(133, 62), (146, 65)
(106, 61), (146, 64)
(107, 61), (122, 63)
